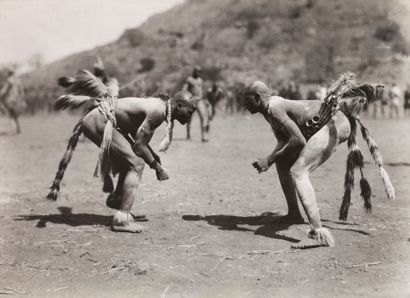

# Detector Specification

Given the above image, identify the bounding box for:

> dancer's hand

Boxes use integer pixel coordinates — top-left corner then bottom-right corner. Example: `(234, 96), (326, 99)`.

(252, 158), (269, 173)
(156, 166), (169, 181)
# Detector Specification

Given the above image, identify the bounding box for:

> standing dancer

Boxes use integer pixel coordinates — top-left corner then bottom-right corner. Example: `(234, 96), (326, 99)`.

(183, 66), (211, 141)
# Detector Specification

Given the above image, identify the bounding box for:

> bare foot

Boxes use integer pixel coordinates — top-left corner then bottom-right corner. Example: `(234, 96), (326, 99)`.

(291, 238), (324, 249)
(112, 222), (146, 233)
(201, 139), (209, 142)
(112, 211), (147, 233)
(292, 227), (335, 249)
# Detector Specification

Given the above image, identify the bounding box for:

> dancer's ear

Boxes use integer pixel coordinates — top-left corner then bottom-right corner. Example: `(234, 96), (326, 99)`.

(255, 92), (262, 104)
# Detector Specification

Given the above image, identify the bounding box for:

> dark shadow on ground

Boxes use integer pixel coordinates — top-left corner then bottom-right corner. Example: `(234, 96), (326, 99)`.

(14, 207), (146, 228)
(385, 162), (410, 167)
(364, 161), (410, 167)
(172, 137), (210, 143)
(322, 219), (371, 235)
(183, 212), (301, 243)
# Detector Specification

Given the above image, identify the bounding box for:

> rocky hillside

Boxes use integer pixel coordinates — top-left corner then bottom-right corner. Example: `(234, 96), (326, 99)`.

(22, 0), (409, 112)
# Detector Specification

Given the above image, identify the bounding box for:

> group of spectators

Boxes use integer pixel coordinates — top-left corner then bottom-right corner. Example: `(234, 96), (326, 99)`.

(368, 83), (410, 119)
(271, 80), (410, 119)
(275, 81), (328, 101)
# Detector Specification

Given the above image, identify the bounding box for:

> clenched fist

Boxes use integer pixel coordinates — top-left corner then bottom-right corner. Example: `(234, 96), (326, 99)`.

(252, 158), (269, 173)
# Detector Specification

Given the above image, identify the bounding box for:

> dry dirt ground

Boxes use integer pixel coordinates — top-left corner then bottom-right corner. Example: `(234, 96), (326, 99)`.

(0, 113), (409, 297)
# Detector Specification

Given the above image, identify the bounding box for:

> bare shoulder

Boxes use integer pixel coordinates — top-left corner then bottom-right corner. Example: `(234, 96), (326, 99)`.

(117, 97), (166, 129)
(142, 97), (167, 128)
(267, 96), (288, 117)
(118, 97), (163, 110)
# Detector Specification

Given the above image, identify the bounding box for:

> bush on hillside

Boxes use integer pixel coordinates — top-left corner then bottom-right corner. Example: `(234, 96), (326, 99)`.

(120, 28), (146, 48)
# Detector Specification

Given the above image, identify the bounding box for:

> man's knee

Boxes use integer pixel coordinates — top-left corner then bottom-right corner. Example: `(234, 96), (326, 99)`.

(132, 160), (145, 174)
(290, 163), (308, 180)
(120, 160), (144, 176)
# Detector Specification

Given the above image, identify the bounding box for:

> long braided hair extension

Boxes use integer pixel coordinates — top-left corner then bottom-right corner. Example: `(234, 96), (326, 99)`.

(47, 119), (83, 201)
(339, 116), (372, 220)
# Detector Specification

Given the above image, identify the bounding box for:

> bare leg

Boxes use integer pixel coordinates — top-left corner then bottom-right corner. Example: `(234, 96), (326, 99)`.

(198, 112), (205, 142)
(197, 101), (209, 141)
(102, 172), (114, 193)
(12, 116), (20, 134)
(186, 118), (191, 140)
(106, 170), (125, 209)
(290, 113), (350, 248)
(275, 159), (304, 224)
(372, 103), (377, 119)
(82, 112), (146, 232)
(211, 105), (216, 120)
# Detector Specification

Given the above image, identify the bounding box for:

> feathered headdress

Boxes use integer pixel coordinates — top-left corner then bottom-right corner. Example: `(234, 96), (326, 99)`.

(326, 72), (357, 100)
(55, 70), (118, 113)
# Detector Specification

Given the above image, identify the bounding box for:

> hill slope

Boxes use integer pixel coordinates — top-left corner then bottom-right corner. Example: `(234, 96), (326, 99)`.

(23, 0), (409, 112)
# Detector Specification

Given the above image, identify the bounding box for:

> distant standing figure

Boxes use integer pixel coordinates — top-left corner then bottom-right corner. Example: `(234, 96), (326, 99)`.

(403, 84), (410, 117)
(278, 83), (288, 99)
(206, 82), (223, 120)
(373, 87), (388, 119)
(389, 83), (401, 119)
(0, 68), (26, 134)
(183, 66), (210, 141)
(225, 89), (235, 114)
(306, 86), (317, 100)
(293, 83), (303, 100)
(279, 81), (302, 100)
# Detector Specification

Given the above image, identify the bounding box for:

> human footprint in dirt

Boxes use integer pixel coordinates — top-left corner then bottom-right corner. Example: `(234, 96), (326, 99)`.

(243, 76), (393, 249)
(47, 70), (196, 233)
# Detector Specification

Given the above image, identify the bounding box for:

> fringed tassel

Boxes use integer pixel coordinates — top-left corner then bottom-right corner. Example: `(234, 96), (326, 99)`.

(339, 114), (372, 220)
(357, 119), (395, 200)
(339, 188), (351, 221)
(359, 177), (372, 212)
(380, 167), (395, 200)
(159, 99), (174, 152)
(358, 121), (383, 166)
(350, 146), (364, 168)
(339, 149), (356, 220)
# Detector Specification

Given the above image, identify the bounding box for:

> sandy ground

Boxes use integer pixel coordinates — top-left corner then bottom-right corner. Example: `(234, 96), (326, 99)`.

(0, 112), (409, 297)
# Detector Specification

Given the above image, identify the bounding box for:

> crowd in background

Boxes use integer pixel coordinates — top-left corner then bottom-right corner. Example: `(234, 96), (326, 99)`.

(222, 80), (410, 119)
(366, 83), (410, 119)
(2, 62), (410, 130)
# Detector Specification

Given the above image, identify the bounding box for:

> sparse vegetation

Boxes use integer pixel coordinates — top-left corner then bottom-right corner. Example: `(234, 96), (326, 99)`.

(20, 0), (409, 112)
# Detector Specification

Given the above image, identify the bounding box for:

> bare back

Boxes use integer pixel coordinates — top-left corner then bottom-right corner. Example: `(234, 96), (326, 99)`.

(184, 77), (203, 99)
(83, 97), (166, 137)
(265, 96), (323, 140)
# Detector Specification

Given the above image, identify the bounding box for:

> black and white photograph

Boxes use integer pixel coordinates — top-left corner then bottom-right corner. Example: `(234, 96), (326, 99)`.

(0, 0), (409, 296)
